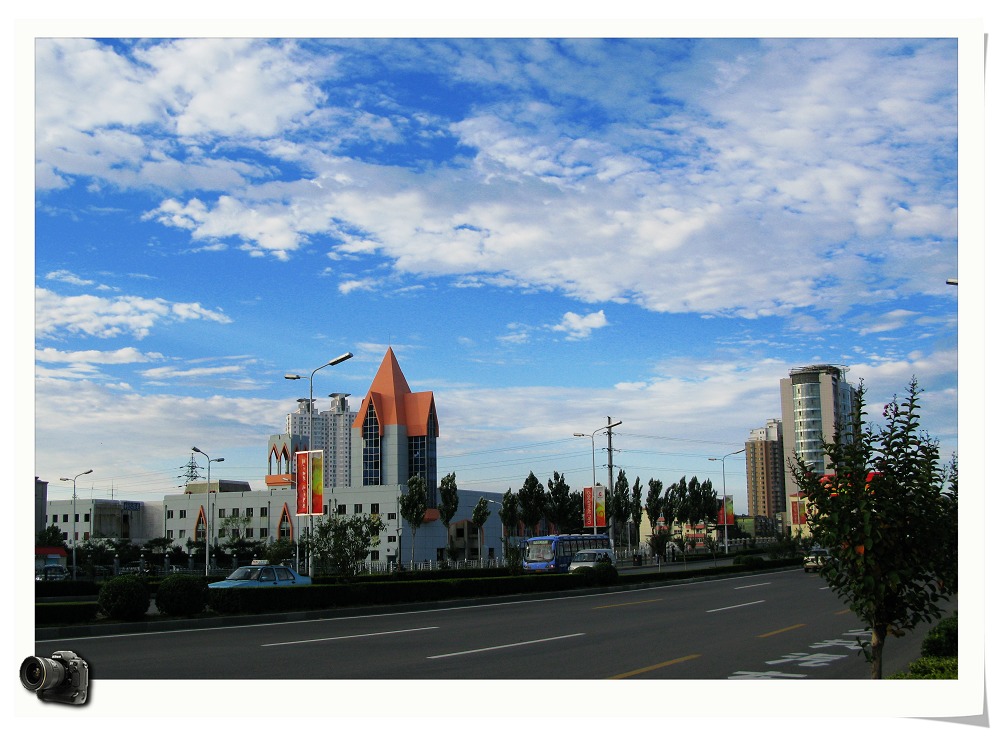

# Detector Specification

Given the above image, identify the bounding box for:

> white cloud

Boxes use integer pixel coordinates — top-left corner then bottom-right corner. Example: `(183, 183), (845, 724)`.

(36, 347), (164, 364)
(35, 287), (231, 339)
(551, 310), (609, 340)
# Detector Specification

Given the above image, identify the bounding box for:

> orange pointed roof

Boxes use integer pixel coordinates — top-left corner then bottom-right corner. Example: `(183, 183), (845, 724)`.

(353, 348), (438, 437)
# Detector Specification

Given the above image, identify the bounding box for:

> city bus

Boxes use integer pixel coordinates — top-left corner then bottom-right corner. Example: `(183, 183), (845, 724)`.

(522, 534), (612, 573)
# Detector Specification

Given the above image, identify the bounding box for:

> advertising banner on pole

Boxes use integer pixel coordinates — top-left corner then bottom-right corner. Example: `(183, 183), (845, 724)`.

(583, 487), (595, 528)
(295, 452), (310, 515)
(310, 451), (324, 515)
(716, 496), (734, 526)
(296, 451), (324, 515)
(594, 485), (606, 528)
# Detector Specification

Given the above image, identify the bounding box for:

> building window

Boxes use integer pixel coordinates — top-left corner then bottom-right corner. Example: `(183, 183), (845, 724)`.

(167, 530), (173, 539)
(84, 513), (90, 522)
(371, 503), (380, 515)
(245, 508), (253, 517)
(387, 512), (397, 520)
(337, 504), (346, 515)
(62, 514), (68, 523)
(370, 550), (380, 561)
(354, 504), (363, 514)
(180, 509), (187, 519)
(260, 507), (268, 517)
(219, 509), (226, 518)
(245, 528), (253, 538)
(260, 528), (268, 539)
(167, 509), (174, 519)
(362, 402), (381, 485)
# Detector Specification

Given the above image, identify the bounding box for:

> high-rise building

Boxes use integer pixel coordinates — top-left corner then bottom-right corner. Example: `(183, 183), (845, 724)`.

(745, 419), (785, 520)
(780, 364), (858, 533)
(351, 347), (439, 505)
(286, 392), (356, 489)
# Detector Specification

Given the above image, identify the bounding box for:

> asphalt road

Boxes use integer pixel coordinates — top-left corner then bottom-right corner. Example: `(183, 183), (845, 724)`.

(37, 568), (953, 680)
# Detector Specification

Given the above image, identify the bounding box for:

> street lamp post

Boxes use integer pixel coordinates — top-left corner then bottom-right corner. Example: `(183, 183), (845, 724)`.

(709, 448), (745, 554)
(59, 469), (92, 580)
(192, 447), (224, 576)
(574, 419), (622, 537)
(285, 351), (353, 575)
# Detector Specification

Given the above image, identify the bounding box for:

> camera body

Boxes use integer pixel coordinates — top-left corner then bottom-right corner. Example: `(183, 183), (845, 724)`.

(19, 650), (89, 705)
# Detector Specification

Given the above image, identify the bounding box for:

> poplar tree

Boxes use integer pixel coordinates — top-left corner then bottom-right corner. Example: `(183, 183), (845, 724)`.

(400, 475), (428, 568)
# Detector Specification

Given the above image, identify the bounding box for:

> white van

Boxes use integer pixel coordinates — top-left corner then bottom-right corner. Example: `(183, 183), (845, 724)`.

(567, 548), (616, 572)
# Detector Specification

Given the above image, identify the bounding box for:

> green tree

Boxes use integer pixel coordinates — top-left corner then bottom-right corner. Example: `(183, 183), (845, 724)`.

(517, 471), (546, 537)
(610, 469), (630, 548)
(262, 537), (295, 565)
(566, 490), (585, 533)
(789, 378), (957, 679)
(471, 497), (492, 564)
(400, 475), (429, 568)
(645, 478), (664, 534)
(629, 476), (644, 553)
(437, 472), (460, 553)
(545, 471), (577, 532)
(498, 489), (522, 572)
(311, 512), (387, 577)
(36, 525), (68, 550)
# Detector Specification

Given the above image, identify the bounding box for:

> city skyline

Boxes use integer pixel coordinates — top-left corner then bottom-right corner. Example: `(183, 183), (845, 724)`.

(27, 33), (972, 517)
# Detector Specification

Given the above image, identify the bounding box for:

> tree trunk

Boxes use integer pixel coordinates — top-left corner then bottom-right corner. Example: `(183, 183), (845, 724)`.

(870, 623), (887, 679)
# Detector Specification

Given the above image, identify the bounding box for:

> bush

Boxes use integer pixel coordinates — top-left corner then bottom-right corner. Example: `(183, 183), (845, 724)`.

(733, 555), (764, 570)
(889, 656), (958, 679)
(570, 566), (597, 584)
(155, 574), (208, 616)
(921, 613), (958, 657)
(97, 574), (149, 621)
(593, 560), (619, 586)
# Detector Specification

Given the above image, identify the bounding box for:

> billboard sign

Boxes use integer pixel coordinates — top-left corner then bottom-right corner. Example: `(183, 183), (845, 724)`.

(594, 485), (606, 527)
(295, 451), (324, 515)
(583, 487), (594, 528)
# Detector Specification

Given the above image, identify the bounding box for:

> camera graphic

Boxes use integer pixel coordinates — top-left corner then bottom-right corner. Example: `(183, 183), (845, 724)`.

(19, 651), (89, 705)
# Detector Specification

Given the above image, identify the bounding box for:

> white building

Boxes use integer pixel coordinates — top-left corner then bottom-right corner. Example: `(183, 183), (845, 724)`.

(287, 393), (355, 489)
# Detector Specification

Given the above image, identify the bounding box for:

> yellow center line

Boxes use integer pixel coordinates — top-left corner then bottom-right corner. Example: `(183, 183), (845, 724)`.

(593, 598), (662, 610)
(609, 654), (701, 679)
(834, 609), (852, 615)
(757, 623), (806, 638)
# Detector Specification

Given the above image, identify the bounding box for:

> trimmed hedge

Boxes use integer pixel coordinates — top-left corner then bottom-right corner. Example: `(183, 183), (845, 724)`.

(35, 601), (100, 626)
(889, 656), (958, 679)
(155, 574), (209, 616)
(921, 613), (958, 657)
(97, 574), (149, 621)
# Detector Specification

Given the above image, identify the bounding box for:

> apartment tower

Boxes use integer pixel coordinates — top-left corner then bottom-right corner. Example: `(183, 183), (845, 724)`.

(779, 364), (858, 532)
(745, 419), (785, 520)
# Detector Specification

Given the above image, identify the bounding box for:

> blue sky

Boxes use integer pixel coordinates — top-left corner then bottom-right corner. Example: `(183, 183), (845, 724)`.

(29, 34), (969, 514)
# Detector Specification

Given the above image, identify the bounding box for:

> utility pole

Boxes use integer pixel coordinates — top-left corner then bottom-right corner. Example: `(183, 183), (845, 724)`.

(605, 416), (622, 550)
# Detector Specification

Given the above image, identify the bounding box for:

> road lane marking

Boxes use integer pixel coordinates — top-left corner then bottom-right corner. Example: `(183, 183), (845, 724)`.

(734, 582), (771, 590)
(593, 598), (662, 610)
(427, 633), (584, 659)
(757, 624), (806, 638)
(262, 626), (439, 647)
(706, 600), (765, 613)
(834, 609), (852, 615)
(609, 654), (701, 679)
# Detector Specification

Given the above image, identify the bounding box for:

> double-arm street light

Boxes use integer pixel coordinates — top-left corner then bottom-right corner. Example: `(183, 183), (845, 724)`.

(709, 448), (745, 554)
(284, 351), (354, 575)
(58, 469), (92, 580)
(192, 447), (224, 575)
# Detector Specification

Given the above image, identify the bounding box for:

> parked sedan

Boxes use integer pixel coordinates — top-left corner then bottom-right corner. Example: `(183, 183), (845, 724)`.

(208, 565), (311, 589)
(35, 565), (70, 581)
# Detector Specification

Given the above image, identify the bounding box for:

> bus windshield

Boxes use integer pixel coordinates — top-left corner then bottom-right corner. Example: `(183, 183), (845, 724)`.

(525, 540), (555, 562)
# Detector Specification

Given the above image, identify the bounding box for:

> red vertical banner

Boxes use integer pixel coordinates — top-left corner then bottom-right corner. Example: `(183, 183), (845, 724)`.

(310, 451), (324, 515)
(594, 486), (606, 527)
(583, 487), (595, 528)
(295, 452), (309, 515)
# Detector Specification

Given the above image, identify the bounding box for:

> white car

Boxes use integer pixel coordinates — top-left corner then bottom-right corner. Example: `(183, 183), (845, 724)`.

(567, 549), (616, 573)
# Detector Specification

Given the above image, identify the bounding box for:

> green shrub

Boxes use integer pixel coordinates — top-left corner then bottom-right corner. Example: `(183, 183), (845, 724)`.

(35, 601), (100, 626)
(733, 555), (764, 569)
(155, 574), (208, 616)
(593, 560), (619, 586)
(97, 574), (149, 621)
(889, 656), (958, 679)
(921, 613), (958, 657)
(571, 566), (597, 584)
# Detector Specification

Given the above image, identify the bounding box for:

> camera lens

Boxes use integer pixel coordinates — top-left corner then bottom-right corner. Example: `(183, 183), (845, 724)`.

(19, 656), (66, 693)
